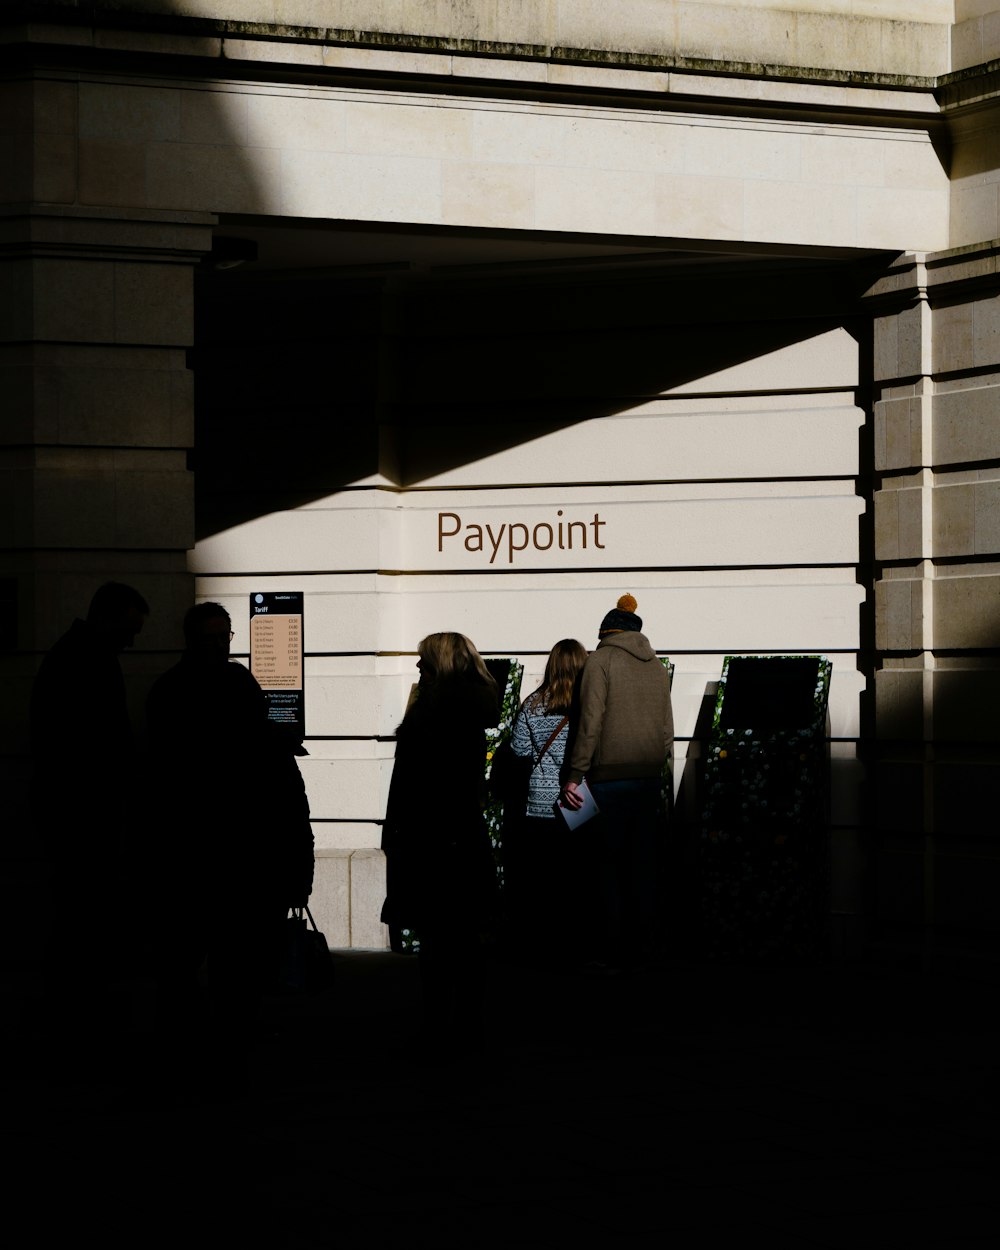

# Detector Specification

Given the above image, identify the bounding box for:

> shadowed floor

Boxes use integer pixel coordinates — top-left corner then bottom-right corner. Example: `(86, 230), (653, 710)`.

(4, 947), (999, 1247)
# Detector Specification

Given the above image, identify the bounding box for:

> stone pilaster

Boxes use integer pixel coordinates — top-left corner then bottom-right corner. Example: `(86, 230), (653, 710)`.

(865, 243), (1000, 939)
(0, 193), (214, 814)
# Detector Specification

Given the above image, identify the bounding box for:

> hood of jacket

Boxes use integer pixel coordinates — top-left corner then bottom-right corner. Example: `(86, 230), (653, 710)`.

(596, 630), (657, 662)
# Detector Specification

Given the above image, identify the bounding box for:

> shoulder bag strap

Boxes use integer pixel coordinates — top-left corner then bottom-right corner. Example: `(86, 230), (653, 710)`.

(536, 716), (568, 765)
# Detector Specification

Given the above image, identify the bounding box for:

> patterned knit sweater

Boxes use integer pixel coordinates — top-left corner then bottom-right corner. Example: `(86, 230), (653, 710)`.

(511, 696), (569, 819)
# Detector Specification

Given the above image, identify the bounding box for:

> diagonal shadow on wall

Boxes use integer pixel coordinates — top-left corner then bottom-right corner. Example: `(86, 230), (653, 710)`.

(192, 239), (893, 539)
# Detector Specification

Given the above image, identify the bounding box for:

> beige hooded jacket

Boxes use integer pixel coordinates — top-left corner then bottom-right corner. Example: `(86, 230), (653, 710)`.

(567, 631), (673, 784)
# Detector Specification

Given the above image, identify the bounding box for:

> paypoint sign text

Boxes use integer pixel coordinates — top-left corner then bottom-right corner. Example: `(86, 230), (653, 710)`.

(437, 510), (607, 565)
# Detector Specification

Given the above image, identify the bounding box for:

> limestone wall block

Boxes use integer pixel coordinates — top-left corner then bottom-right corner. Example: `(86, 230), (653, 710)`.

(972, 290), (1000, 368)
(743, 179), (857, 247)
(414, 397), (862, 487)
(875, 667), (924, 742)
(875, 17), (950, 78)
(934, 379), (1000, 465)
(933, 301), (976, 375)
(79, 139), (148, 207)
(93, 28), (222, 59)
(655, 171), (744, 239)
(10, 257), (194, 348)
(32, 131), (77, 205)
(305, 670), (381, 739)
(535, 163), (656, 234)
(676, 3), (797, 68)
(310, 849), (351, 950)
(180, 88), (249, 147)
(934, 571), (1000, 649)
(113, 263), (193, 346)
(344, 98), (473, 160)
(311, 822), (381, 853)
(682, 122), (801, 183)
(875, 576), (923, 652)
(799, 131), (883, 187)
(951, 10), (1000, 71)
(973, 477), (1000, 554)
(349, 849), (389, 949)
(147, 140), (283, 215)
(894, 301), (928, 381)
(196, 566), (864, 663)
(111, 460), (195, 549)
(875, 482), (927, 561)
(455, 55), (550, 85)
(884, 137), (949, 191)
(79, 82), (181, 145)
(298, 756), (382, 822)
(875, 395), (927, 472)
(386, 578), (865, 655)
(22, 257), (116, 343)
(247, 92), (349, 153)
(950, 184), (1000, 251)
(874, 313), (900, 383)
(858, 186), (949, 252)
(191, 505), (382, 575)
(933, 480), (977, 556)
(441, 160), (535, 229)
(278, 147), (440, 222)
(23, 450), (194, 550)
(0, 345), (192, 449)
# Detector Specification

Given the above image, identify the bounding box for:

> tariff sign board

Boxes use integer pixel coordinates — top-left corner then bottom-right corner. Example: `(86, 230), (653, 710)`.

(250, 592), (304, 732)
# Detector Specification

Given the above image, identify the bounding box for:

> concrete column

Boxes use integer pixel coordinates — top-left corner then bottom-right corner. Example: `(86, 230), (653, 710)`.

(865, 244), (1000, 942)
(0, 189), (213, 825)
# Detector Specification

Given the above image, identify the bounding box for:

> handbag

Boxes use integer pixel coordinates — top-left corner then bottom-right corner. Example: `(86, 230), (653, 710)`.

(488, 714), (568, 807)
(279, 904), (335, 993)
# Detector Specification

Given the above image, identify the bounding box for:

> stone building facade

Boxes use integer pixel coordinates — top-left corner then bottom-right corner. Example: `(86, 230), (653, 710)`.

(4, 1), (1000, 951)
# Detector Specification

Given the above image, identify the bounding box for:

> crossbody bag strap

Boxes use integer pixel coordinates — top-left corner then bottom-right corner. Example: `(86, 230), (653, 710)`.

(536, 716), (568, 766)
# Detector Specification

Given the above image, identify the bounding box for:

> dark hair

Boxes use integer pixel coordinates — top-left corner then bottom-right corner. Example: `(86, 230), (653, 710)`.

(183, 601), (231, 643)
(87, 582), (149, 623)
(527, 638), (588, 716)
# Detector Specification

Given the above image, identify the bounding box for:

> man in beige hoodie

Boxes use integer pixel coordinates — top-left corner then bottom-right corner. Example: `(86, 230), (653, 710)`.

(561, 594), (673, 966)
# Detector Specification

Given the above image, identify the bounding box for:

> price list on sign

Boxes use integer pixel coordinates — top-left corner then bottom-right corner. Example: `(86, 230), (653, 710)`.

(250, 592), (304, 732)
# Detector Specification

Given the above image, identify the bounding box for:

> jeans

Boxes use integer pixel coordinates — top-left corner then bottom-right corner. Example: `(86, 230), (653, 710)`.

(588, 778), (664, 964)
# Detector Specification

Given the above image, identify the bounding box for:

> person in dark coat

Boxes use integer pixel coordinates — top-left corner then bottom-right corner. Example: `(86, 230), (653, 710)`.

(381, 631), (499, 1057)
(145, 602), (314, 1073)
(30, 581), (150, 1005)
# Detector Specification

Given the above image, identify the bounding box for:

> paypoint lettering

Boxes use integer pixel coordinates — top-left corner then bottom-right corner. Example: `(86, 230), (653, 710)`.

(437, 510), (606, 565)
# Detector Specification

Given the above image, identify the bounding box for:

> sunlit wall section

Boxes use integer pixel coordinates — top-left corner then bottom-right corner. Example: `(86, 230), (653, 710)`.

(191, 257), (869, 949)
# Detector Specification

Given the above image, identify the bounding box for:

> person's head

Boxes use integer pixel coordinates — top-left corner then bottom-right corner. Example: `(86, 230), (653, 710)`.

(416, 632), (495, 692)
(86, 582), (149, 652)
(531, 638), (588, 715)
(183, 601), (232, 660)
(598, 592), (643, 639)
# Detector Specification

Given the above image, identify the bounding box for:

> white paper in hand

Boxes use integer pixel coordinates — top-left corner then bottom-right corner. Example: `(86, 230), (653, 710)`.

(555, 779), (600, 829)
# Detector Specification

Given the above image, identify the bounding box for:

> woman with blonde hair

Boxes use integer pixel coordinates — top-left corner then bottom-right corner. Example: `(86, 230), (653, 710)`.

(506, 638), (588, 952)
(381, 631), (499, 1055)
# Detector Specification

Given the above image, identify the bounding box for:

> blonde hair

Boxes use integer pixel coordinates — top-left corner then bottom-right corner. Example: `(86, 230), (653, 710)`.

(528, 638), (588, 716)
(418, 632), (497, 695)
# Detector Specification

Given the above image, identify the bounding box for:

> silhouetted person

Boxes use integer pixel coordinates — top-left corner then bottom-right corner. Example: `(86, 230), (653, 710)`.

(382, 632), (499, 1060)
(30, 581), (149, 1013)
(560, 594), (673, 969)
(145, 602), (313, 1088)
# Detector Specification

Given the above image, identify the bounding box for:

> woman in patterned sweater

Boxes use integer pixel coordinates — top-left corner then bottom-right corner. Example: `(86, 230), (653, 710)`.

(507, 638), (588, 952)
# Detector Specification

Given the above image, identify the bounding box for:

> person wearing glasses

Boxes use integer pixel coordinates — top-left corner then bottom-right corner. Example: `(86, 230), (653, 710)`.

(145, 601), (313, 1092)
